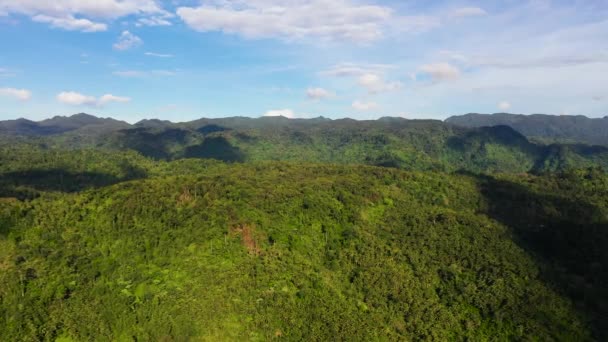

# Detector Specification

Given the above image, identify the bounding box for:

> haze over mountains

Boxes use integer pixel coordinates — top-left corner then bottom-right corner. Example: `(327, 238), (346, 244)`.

(447, 113), (608, 146)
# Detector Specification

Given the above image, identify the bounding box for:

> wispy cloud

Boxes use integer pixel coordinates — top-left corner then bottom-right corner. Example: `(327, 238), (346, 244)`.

(352, 100), (379, 111)
(498, 101), (511, 111)
(449, 7), (487, 19)
(358, 73), (402, 94)
(418, 63), (461, 82)
(321, 63), (396, 77)
(306, 87), (334, 101)
(32, 15), (106, 32)
(113, 70), (177, 78)
(145, 52), (174, 58)
(136, 14), (173, 27)
(57, 91), (130, 107)
(0, 87), (31, 101)
(0, 68), (17, 78)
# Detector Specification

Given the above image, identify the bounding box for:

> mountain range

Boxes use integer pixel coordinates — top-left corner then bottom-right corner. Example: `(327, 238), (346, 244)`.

(1, 113), (608, 174)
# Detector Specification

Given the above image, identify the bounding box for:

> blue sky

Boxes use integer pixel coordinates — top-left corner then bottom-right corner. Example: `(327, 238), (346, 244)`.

(0, 0), (607, 122)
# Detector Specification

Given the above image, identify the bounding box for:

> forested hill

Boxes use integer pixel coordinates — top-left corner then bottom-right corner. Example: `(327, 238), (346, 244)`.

(1, 149), (608, 340)
(1, 115), (608, 340)
(2, 114), (608, 174)
(446, 113), (608, 146)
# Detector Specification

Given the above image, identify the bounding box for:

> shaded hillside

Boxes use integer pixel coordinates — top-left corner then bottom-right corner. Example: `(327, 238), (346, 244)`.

(446, 113), (608, 146)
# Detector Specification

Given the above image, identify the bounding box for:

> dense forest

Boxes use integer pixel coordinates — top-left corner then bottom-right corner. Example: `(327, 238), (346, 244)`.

(1, 115), (608, 340)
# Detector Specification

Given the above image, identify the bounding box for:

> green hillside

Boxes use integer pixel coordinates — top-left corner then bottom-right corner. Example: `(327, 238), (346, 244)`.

(1, 115), (608, 340)
(0, 148), (607, 340)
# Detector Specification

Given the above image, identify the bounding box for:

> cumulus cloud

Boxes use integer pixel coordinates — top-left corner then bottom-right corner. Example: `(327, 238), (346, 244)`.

(0, 0), (167, 31)
(57, 91), (97, 106)
(57, 91), (130, 107)
(0, 87), (31, 101)
(449, 7), (487, 18)
(264, 109), (296, 118)
(352, 100), (379, 111)
(177, 0), (395, 43)
(32, 15), (107, 32)
(358, 73), (402, 94)
(498, 101), (512, 111)
(306, 87), (334, 100)
(419, 63), (461, 81)
(113, 31), (143, 50)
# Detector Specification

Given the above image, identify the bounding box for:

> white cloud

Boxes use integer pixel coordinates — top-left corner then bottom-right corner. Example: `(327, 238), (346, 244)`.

(57, 91), (130, 107)
(264, 109), (295, 118)
(498, 101), (512, 111)
(99, 94), (131, 105)
(32, 15), (107, 32)
(449, 7), (487, 18)
(419, 63), (461, 81)
(177, 1), (395, 43)
(136, 15), (172, 27)
(113, 31), (143, 50)
(352, 100), (379, 111)
(306, 87), (334, 100)
(145, 52), (174, 58)
(0, 0), (164, 19)
(0, 87), (31, 101)
(321, 63), (395, 78)
(113, 70), (177, 78)
(358, 73), (402, 94)
(0, 0), (168, 31)
(57, 91), (97, 106)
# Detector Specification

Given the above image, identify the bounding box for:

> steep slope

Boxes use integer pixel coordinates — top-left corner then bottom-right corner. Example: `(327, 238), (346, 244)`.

(446, 113), (608, 146)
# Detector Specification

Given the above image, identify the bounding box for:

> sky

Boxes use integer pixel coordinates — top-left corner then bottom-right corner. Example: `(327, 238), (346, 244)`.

(0, 0), (607, 123)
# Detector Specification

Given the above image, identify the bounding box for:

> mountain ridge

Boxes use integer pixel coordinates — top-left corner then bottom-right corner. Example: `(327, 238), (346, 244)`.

(447, 112), (608, 146)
